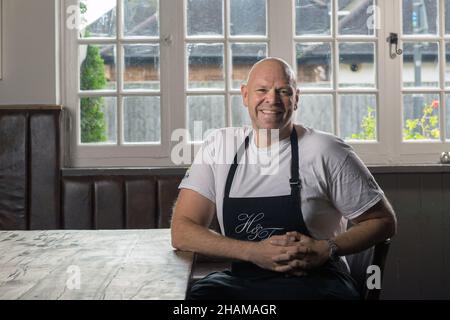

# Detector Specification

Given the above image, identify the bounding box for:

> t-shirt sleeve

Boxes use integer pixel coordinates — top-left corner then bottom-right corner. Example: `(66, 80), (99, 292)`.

(328, 150), (385, 220)
(178, 136), (216, 203)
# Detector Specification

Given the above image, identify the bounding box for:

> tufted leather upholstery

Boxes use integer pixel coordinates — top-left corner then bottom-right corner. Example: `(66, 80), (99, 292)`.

(0, 108), (61, 230)
(0, 112), (28, 230)
(61, 176), (183, 230)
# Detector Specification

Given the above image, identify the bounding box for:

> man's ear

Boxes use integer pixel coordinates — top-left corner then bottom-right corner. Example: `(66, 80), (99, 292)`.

(294, 88), (300, 110)
(241, 84), (249, 107)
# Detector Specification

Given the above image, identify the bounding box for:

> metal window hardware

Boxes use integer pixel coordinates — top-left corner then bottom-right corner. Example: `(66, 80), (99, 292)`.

(162, 35), (172, 46)
(441, 152), (450, 164)
(386, 33), (403, 59)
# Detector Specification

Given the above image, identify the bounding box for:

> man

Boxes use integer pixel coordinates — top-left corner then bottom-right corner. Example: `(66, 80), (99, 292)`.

(171, 57), (397, 300)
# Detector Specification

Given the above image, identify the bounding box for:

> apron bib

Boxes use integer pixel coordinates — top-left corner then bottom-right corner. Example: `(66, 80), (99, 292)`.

(223, 127), (310, 277)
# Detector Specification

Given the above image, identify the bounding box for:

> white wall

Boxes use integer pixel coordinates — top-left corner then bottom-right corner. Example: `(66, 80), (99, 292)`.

(0, 0), (59, 105)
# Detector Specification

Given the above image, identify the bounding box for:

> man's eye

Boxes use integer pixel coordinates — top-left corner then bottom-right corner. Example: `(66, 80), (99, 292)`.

(279, 89), (291, 96)
(256, 89), (267, 93)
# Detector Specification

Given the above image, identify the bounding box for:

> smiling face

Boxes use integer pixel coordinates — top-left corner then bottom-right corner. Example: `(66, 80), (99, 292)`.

(241, 58), (299, 139)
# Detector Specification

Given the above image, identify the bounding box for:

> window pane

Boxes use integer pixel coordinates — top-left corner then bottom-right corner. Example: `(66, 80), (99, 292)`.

(339, 94), (377, 141)
(295, 0), (331, 36)
(80, 44), (117, 90)
(80, 97), (117, 144)
(447, 94), (450, 140)
(338, 0), (375, 35)
(187, 0), (223, 36)
(231, 95), (251, 127)
(230, 0), (266, 36)
(187, 43), (225, 89)
(296, 42), (332, 88)
(403, 93), (440, 141)
(339, 42), (375, 88)
(403, 42), (439, 88)
(80, 0), (117, 38)
(124, 0), (159, 37)
(446, 42), (450, 87)
(187, 96), (225, 141)
(296, 94), (333, 134)
(231, 43), (267, 89)
(403, 0), (438, 35)
(446, 0), (450, 34)
(124, 45), (159, 90)
(123, 96), (160, 143)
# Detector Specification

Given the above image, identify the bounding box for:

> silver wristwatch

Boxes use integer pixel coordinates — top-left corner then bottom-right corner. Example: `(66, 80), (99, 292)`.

(326, 239), (340, 261)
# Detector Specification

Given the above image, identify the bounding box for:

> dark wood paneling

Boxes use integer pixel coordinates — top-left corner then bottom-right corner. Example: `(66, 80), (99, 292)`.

(62, 178), (92, 229)
(443, 173), (450, 298)
(157, 177), (182, 228)
(125, 178), (157, 228)
(29, 112), (60, 229)
(0, 113), (28, 230)
(389, 173), (422, 299)
(420, 173), (446, 298)
(94, 179), (124, 229)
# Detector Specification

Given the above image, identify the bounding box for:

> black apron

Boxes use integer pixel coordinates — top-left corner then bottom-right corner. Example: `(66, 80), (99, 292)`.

(188, 128), (360, 300)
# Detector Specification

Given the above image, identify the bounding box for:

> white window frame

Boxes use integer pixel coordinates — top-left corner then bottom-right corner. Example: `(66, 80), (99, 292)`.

(390, 0), (450, 164)
(61, 0), (450, 167)
(62, 0), (177, 167)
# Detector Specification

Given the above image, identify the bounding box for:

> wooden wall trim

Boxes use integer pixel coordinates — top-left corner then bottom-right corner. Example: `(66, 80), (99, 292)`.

(62, 167), (190, 176)
(370, 165), (450, 173)
(62, 165), (450, 176)
(0, 105), (63, 110)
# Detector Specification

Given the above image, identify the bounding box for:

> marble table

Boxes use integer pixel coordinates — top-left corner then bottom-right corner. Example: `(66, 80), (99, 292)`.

(0, 229), (193, 300)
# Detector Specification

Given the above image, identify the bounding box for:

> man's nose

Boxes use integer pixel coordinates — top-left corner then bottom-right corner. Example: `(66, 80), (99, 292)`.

(264, 89), (281, 104)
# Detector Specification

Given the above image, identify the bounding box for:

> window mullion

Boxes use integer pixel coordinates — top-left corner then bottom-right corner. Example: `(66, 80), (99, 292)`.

(439, 0), (446, 142)
(267, 0), (294, 64)
(162, 0), (185, 153)
(117, 0), (123, 146)
(225, 0), (230, 127)
(377, 0), (390, 156)
(396, 0), (407, 156)
(333, 0), (339, 137)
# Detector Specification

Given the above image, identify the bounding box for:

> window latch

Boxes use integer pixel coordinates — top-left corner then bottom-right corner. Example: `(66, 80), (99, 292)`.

(162, 35), (173, 46)
(386, 33), (402, 59)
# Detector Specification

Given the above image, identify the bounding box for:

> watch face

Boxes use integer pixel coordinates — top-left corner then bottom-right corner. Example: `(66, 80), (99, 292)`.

(327, 239), (339, 260)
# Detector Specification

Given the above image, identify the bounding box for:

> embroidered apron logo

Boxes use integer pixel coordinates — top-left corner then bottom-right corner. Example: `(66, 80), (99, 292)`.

(234, 213), (284, 241)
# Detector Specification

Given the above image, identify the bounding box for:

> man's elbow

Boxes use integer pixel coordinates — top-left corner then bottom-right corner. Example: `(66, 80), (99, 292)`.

(171, 230), (186, 251)
(383, 212), (397, 239)
(380, 197), (397, 239)
(170, 217), (185, 251)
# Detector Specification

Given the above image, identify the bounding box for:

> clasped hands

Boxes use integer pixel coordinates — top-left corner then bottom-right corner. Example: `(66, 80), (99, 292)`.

(248, 231), (331, 276)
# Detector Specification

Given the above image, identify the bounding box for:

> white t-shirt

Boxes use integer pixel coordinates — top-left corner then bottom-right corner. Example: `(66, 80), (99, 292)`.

(179, 125), (384, 240)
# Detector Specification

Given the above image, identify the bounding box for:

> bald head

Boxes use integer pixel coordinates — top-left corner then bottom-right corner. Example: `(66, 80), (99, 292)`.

(240, 56), (299, 140)
(245, 57), (297, 88)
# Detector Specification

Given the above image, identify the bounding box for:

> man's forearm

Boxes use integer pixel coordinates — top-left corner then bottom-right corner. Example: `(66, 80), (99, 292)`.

(171, 216), (253, 262)
(332, 216), (395, 257)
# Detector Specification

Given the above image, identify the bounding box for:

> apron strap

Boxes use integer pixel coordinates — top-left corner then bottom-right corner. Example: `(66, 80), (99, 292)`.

(289, 127), (302, 197)
(224, 132), (251, 199)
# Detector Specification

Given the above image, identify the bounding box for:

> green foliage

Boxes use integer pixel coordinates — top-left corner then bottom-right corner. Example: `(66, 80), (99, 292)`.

(350, 100), (440, 141)
(80, 44), (106, 90)
(80, 42), (108, 143)
(350, 107), (376, 140)
(80, 2), (87, 14)
(403, 100), (440, 140)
